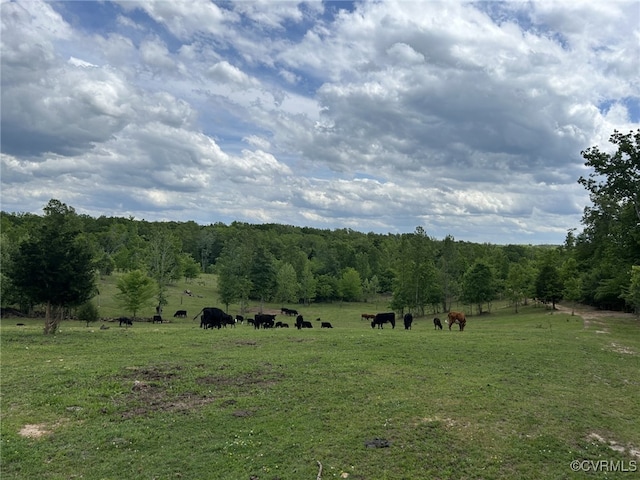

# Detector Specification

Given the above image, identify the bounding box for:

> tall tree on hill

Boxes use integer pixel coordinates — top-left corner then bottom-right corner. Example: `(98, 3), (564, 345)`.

(579, 129), (640, 222)
(250, 245), (276, 308)
(217, 240), (253, 312)
(535, 262), (563, 310)
(6, 199), (96, 334)
(146, 227), (181, 312)
(575, 129), (640, 310)
(275, 262), (299, 306)
(461, 261), (495, 315)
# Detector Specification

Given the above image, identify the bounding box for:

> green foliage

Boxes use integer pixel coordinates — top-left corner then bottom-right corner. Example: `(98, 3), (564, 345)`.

(505, 261), (536, 313)
(338, 267), (362, 301)
(216, 240), (253, 309)
(249, 245), (276, 303)
(76, 301), (100, 326)
(298, 260), (317, 305)
(5, 200), (96, 334)
(579, 129), (640, 222)
(146, 227), (181, 307)
(461, 261), (495, 314)
(275, 262), (299, 304)
(535, 263), (563, 309)
(624, 266), (640, 315)
(115, 270), (156, 317)
(560, 258), (582, 314)
(179, 253), (201, 282)
(574, 130), (640, 310)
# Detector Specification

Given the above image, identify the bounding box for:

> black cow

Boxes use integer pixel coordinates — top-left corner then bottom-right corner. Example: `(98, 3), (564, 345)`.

(295, 315), (304, 330)
(152, 315), (163, 324)
(301, 321), (313, 328)
(433, 317), (443, 330)
(281, 307), (298, 316)
(254, 314), (276, 329)
(403, 313), (413, 330)
(321, 322), (333, 328)
(194, 307), (231, 330)
(235, 315), (244, 324)
(118, 317), (132, 326)
(371, 312), (395, 329)
(173, 310), (187, 318)
(221, 315), (236, 328)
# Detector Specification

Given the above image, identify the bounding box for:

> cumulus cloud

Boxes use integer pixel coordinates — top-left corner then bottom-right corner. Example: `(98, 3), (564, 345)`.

(1, 0), (638, 244)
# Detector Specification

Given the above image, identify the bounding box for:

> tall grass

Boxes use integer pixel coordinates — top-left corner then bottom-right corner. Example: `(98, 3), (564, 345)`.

(1, 276), (639, 479)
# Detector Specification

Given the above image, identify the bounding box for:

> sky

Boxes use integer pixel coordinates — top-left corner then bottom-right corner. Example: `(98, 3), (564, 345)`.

(1, 0), (639, 245)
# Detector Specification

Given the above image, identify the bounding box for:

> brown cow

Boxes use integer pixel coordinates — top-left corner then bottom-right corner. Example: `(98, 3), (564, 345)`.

(447, 311), (466, 331)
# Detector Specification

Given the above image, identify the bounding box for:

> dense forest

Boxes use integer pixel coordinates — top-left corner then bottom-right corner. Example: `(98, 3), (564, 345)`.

(1, 130), (638, 332)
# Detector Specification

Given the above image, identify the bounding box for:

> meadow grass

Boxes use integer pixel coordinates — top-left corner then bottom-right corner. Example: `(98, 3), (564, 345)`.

(1, 277), (639, 479)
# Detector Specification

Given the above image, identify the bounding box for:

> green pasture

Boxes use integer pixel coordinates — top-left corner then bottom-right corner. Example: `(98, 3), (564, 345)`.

(1, 277), (639, 479)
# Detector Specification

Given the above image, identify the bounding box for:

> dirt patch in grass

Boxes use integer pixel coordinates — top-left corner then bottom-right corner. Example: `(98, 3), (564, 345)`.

(111, 363), (284, 419)
(19, 423), (52, 438)
(588, 433), (640, 459)
(609, 342), (636, 355)
(18, 419), (68, 439)
(114, 364), (215, 418)
(556, 304), (635, 330)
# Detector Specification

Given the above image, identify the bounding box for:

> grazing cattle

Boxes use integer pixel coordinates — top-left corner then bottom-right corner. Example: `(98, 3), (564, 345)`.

(295, 315), (304, 330)
(281, 307), (298, 316)
(433, 317), (443, 330)
(371, 312), (395, 329)
(152, 315), (163, 324)
(321, 322), (333, 328)
(281, 323), (289, 328)
(447, 311), (466, 331)
(254, 314), (276, 329)
(173, 310), (187, 318)
(403, 313), (413, 330)
(221, 315), (236, 328)
(361, 313), (376, 321)
(301, 321), (313, 328)
(118, 317), (133, 326)
(194, 307), (231, 330)
(235, 315), (244, 324)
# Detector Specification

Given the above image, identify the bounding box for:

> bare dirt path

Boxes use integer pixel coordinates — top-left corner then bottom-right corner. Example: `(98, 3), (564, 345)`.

(555, 303), (636, 331)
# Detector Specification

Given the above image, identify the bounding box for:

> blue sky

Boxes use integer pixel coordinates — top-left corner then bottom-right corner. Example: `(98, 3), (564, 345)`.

(1, 0), (639, 244)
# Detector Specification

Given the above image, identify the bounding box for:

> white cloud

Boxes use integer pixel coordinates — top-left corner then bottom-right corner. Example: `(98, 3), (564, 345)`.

(1, 0), (638, 245)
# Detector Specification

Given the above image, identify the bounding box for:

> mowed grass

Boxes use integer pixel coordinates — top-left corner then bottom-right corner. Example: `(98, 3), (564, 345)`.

(1, 279), (639, 479)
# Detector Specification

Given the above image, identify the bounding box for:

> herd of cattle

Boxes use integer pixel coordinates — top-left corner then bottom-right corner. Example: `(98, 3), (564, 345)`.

(116, 308), (467, 331)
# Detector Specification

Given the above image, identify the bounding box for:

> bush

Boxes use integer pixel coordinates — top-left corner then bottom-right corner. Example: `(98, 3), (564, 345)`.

(77, 301), (100, 327)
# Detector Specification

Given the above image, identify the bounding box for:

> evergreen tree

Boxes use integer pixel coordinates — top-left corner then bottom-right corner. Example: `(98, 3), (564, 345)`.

(7, 200), (96, 334)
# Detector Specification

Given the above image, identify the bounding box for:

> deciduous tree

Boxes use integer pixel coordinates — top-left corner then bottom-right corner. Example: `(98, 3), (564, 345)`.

(115, 270), (156, 318)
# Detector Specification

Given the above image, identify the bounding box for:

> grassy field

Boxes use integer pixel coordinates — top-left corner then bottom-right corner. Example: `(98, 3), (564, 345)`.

(1, 275), (639, 479)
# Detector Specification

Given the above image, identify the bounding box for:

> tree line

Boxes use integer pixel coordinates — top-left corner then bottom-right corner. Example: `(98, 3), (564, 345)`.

(1, 130), (638, 333)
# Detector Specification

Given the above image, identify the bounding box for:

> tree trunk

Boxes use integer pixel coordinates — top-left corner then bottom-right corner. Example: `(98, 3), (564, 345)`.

(43, 301), (60, 335)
